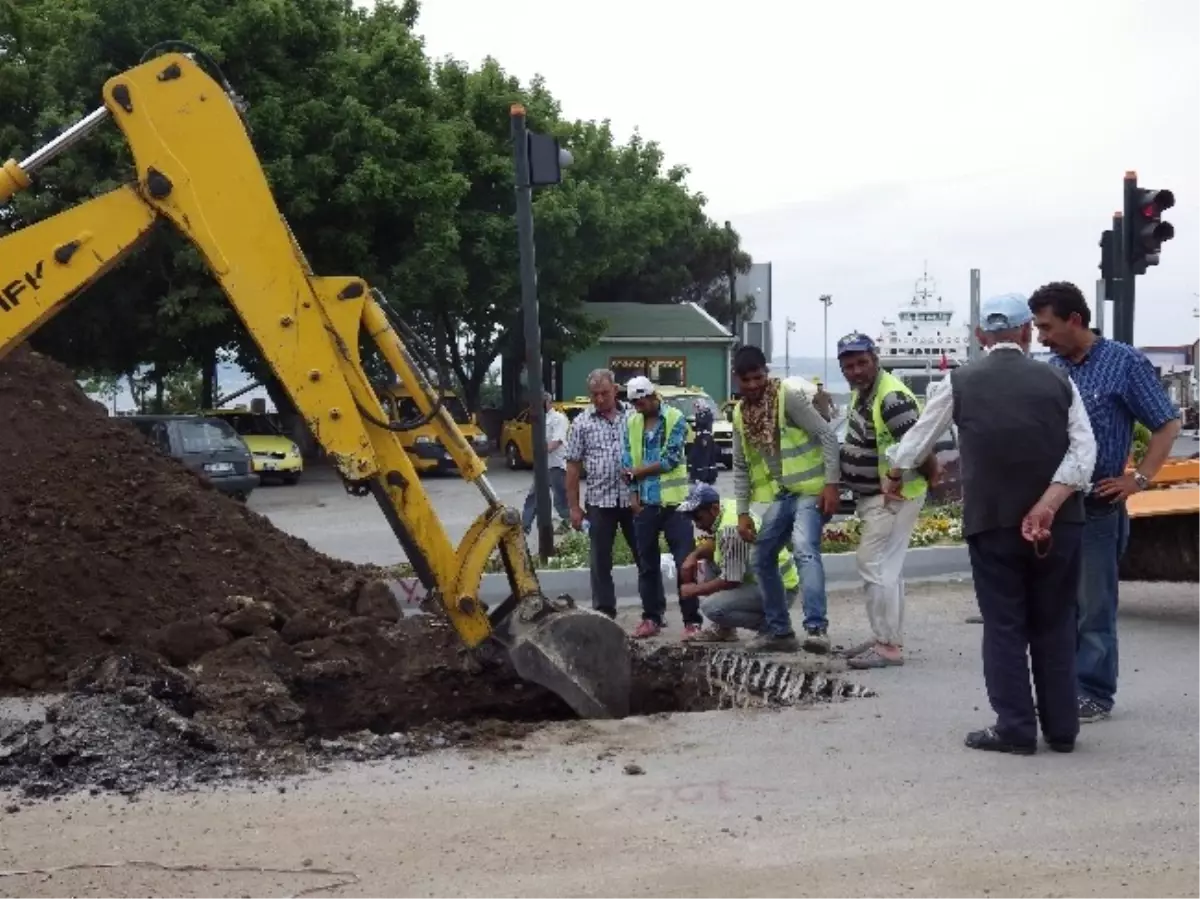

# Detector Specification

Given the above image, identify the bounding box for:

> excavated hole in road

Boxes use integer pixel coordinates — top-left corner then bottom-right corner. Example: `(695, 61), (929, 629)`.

(299, 643), (879, 740)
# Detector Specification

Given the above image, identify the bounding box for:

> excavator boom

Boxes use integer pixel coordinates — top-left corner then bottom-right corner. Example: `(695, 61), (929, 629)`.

(0, 50), (631, 719)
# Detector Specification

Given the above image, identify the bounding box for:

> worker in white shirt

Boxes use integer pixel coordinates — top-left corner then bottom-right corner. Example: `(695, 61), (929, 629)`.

(521, 391), (571, 533)
(883, 293), (1097, 756)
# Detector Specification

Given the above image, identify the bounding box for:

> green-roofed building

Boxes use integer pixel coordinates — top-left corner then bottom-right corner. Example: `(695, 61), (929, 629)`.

(562, 302), (737, 401)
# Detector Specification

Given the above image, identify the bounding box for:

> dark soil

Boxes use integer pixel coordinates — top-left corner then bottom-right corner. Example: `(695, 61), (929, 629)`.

(0, 345), (875, 801)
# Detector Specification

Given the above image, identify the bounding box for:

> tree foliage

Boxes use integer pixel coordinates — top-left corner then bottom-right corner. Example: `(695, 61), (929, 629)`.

(0, 0), (749, 412)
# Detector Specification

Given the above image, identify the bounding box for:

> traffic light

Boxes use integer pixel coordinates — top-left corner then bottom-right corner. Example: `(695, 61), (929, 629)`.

(1123, 170), (1175, 276)
(1099, 228), (1115, 280)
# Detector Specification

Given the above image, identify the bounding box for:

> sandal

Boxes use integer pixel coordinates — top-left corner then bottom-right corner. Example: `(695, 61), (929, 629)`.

(846, 646), (904, 669)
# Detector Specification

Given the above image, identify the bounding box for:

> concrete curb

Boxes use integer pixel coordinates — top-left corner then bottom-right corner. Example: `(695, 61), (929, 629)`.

(387, 543), (971, 611)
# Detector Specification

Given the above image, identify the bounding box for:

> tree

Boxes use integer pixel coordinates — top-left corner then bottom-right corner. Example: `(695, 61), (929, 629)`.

(428, 59), (752, 412)
(0, 0), (464, 408)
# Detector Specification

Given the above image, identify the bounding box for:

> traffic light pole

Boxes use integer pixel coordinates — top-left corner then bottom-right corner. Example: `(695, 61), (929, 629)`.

(510, 104), (553, 561)
(1116, 173), (1137, 344)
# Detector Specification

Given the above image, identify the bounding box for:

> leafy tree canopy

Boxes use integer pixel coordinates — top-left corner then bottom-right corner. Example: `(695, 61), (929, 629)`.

(0, 0), (749, 412)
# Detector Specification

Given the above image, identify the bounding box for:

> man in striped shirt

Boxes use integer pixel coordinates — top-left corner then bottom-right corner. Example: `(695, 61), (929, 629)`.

(676, 483), (801, 642)
(837, 332), (939, 669)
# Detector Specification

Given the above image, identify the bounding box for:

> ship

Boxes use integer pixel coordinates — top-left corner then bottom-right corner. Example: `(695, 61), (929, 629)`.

(875, 267), (969, 398)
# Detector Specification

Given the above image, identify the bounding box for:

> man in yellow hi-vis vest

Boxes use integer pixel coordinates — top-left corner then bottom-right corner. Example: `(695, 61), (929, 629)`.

(732, 345), (842, 655)
(621, 376), (697, 639)
(674, 485), (802, 641)
(837, 331), (941, 670)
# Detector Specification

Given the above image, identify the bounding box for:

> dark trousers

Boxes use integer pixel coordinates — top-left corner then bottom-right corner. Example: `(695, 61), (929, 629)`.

(586, 505), (638, 617)
(634, 504), (700, 625)
(967, 522), (1083, 746)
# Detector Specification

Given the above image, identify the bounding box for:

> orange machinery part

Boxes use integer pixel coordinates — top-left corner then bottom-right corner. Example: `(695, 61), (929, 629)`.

(1125, 458), (1199, 519)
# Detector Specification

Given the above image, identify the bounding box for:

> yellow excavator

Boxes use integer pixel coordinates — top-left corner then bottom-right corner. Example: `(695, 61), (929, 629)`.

(0, 46), (631, 719)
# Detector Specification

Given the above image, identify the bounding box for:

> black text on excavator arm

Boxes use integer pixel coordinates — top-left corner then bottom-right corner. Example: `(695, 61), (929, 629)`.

(0, 50), (631, 719)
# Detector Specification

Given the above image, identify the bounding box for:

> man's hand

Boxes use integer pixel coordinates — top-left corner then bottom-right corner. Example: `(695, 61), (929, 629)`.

(630, 495), (643, 516)
(1093, 472), (1144, 502)
(679, 582), (703, 600)
(1020, 500), (1057, 544)
(569, 505), (586, 531)
(680, 552), (700, 584)
(737, 513), (757, 543)
(881, 471), (904, 501)
(918, 455), (943, 488)
(819, 484), (841, 517)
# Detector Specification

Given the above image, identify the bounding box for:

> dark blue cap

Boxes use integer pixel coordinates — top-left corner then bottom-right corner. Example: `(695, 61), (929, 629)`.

(678, 482), (721, 513)
(837, 331), (876, 357)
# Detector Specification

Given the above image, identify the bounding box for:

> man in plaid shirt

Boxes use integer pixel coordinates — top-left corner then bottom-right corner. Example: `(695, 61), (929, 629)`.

(565, 368), (641, 619)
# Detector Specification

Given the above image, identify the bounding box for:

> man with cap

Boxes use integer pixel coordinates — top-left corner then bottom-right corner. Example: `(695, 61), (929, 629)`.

(675, 483), (802, 641)
(884, 293), (1096, 754)
(621, 376), (699, 638)
(836, 331), (940, 670)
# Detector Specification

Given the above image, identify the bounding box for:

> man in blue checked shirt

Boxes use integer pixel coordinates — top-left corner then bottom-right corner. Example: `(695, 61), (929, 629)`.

(1029, 282), (1182, 724)
(621, 376), (697, 639)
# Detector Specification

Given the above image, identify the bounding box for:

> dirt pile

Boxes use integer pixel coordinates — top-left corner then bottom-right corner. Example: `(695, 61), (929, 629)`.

(0, 345), (877, 801)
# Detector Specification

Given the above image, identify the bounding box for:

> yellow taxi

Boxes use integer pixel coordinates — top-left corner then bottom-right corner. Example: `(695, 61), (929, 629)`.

(500, 398), (589, 470)
(375, 384), (490, 476)
(203, 407), (304, 484)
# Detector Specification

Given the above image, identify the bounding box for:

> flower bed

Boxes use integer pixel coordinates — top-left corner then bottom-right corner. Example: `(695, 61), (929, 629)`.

(385, 502), (965, 577)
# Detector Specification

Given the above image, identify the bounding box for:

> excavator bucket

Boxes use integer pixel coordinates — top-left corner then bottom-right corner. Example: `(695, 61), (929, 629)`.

(491, 597), (632, 719)
(1121, 458), (1200, 583)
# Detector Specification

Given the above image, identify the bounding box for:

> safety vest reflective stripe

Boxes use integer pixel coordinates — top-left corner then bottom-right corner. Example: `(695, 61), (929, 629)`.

(852, 371), (927, 500)
(628, 405), (689, 506)
(733, 389), (826, 500)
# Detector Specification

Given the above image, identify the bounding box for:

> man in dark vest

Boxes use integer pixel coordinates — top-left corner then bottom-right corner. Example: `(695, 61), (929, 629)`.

(882, 293), (1097, 754)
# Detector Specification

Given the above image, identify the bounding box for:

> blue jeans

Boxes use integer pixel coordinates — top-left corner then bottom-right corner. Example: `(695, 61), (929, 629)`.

(1077, 500), (1129, 711)
(633, 504), (697, 625)
(522, 467), (569, 533)
(755, 492), (828, 637)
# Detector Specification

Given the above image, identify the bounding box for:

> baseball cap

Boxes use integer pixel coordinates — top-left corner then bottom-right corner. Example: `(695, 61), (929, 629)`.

(626, 376), (656, 400)
(678, 482), (721, 514)
(980, 293), (1032, 332)
(836, 332), (876, 357)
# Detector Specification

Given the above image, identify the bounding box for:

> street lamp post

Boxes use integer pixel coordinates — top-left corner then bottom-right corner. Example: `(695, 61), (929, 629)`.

(818, 295), (833, 384)
(784, 317), (796, 377)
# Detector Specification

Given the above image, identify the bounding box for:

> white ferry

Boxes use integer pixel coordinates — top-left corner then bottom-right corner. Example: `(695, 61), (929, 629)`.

(875, 268), (969, 398)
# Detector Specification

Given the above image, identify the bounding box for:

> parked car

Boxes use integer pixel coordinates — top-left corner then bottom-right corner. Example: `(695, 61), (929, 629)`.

(203, 408), (304, 485)
(126, 414), (259, 501)
(833, 414), (962, 515)
(374, 384), (490, 476)
(500, 400), (588, 470)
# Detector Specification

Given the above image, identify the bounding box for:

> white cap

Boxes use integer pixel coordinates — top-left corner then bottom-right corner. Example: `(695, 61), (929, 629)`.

(626, 376), (655, 400)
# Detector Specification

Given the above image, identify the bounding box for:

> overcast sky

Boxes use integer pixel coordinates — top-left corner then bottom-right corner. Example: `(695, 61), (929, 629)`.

(403, 0), (1198, 355)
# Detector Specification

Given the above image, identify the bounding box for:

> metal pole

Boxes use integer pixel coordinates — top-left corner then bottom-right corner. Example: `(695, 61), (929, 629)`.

(784, 318), (795, 377)
(726, 221), (738, 342)
(1095, 279), (1106, 337)
(968, 269), (982, 362)
(511, 104), (553, 561)
(818, 295), (832, 383)
(1113, 206), (1130, 344)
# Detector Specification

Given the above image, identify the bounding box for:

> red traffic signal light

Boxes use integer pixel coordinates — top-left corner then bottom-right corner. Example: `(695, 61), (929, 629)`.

(1124, 173), (1175, 276)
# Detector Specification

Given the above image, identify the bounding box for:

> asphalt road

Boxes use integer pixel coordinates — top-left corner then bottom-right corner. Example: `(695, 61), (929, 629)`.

(248, 461), (749, 566)
(3, 579), (1195, 896)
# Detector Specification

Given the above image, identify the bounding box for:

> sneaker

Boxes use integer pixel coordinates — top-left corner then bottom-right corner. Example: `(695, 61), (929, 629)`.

(802, 626), (831, 655)
(1078, 696), (1111, 723)
(964, 726), (1036, 756)
(682, 623), (704, 639)
(684, 626), (738, 643)
(745, 632), (801, 654)
(632, 619), (662, 639)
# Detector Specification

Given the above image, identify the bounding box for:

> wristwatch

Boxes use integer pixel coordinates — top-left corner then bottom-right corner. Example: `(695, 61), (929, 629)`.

(1133, 471), (1150, 491)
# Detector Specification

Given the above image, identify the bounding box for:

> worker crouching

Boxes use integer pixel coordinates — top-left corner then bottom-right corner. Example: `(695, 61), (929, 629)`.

(676, 484), (801, 642)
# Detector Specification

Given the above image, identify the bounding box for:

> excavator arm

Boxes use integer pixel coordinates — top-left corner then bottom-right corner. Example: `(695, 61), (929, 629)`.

(0, 50), (631, 719)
